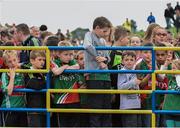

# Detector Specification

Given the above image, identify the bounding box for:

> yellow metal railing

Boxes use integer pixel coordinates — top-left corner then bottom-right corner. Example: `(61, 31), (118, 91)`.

(0, 46), (179, 127)
(0, 46), (50, 73)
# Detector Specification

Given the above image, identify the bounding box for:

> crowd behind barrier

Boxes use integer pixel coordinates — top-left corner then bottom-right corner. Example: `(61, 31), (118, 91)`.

(0, 4), (180, 126)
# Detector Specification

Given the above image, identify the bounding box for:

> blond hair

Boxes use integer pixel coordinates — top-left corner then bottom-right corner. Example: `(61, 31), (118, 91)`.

(75, 51), (84, 60)
(3, 50), (18, 62)
(30, 50), (46, 60)
(172, 59), (180, 70)
(58, 41), (73, 54)
(58, 41), (72, 47)
(143, 23), (160, 43)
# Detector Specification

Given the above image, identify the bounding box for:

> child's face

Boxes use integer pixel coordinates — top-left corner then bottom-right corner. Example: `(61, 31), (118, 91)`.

(122, 55), (136, 69)
(142, 51), (152, 63)
(156, 51), (167, 65)
(77, 53), (84, 69)
(58, 51), (72, 64)
(95, 26), (111, 38)
(69, 51), (74, 60)
(31, 56), (45, 69)
(167, 50), (173, 60)
(50, 50), (56, 58)
(172, 63), (178, 70)
(116, 36), (129, 46)
(130, 37), (141, 46)
(154, 28), (167, 43)
(5, 55), (19, 69)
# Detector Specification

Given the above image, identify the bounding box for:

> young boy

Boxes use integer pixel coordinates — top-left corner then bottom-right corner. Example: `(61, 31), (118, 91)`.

(83, 16), (112, 127)
(108, 25), (130, 127)
(51, 41), (80, 127)
(117, 51), (141, 127)
(25, 50), (46, 127)
(154, 43), (168, 127)
(1, 50), (27, 127)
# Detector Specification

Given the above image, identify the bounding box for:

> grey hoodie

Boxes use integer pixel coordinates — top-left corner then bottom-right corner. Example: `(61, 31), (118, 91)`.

(117, 67), (141, 109)
(83, 32), (110, 70)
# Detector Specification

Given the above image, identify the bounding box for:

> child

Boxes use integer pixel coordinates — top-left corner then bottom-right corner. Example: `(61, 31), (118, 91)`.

(75, 51), (89, 127)
(151, 26), (168, 46)
(83, 16), (112, 127)
(25, 50), (46, 127)
(1, 50), (27, 127)
(129, 36), (142, 60)
(163, 59), (180, 127)
(51, 41), (80, 127)
(135, 42), (153, 127)
(117, 51), (141, 127)
(154, 43), (169, 127)
(108, 25), (130, 127)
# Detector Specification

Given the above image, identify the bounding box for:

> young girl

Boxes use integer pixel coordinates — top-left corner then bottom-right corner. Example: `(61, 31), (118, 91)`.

(163, 59), (180, 127)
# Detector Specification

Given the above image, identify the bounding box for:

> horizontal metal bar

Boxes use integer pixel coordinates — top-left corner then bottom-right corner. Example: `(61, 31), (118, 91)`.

(48, 46), (153, 50)
(155, 70), (180, 74)
(0, 69), (48, 73)
(153, 110), (180, 114)
(0, 108), (47, 112)
(153, 90), (180, 94)
(48, 108), (152, 114)
(0, 69), (153, 73)
(154, 47), (180, 51)
(14, 89), (47, 92)
(0, 89), (47, 93)
(0, 46), (48, 50)
(48, 89), (152, 94)
(63, 69), (153, 73)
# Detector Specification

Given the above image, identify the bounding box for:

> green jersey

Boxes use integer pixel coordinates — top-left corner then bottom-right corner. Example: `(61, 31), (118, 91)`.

(52, 59), (81, 104)
(1, 73), (26, 108)
(163, 66), (180, 110)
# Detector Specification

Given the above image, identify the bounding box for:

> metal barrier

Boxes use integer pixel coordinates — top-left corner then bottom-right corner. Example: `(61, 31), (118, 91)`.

(0, 46), (179, 127)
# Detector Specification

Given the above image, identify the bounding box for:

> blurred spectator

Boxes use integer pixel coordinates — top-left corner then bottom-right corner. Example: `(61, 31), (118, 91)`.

(175, 1), (180, 11)
(39, 24), (48, 32)
(147, 12), (156, 24)
(164, 3), (175, 29)
(122, 18), (132, 32)
(66, 29), (72, 40)
(30, 26), (40, 38)
(56, 29), (65, 41)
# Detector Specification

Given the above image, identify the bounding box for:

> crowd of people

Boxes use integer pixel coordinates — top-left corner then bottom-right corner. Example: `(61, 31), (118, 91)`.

(0, 14), (180, 127)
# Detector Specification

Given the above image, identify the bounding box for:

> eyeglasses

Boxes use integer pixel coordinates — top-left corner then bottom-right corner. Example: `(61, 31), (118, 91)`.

(156, 33), (167, 37)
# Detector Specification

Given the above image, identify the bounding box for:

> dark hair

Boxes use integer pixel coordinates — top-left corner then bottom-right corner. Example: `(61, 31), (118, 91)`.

(122, 51), (136, 60)
(3, 42), (14, 46)
(142, 42), (154, 47)
(155, 42), (166, 47)
(0, 30), (10, 37)
(93, 16), (112, 29)
(40, 25), (48, 31)
(114, 26), (130, 41)
(16, 23), (30, 35)
(45, 36), (59, 46)
(0, 30), (13, 40)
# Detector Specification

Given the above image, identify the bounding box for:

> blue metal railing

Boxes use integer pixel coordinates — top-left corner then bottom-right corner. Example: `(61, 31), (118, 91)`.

(0, 46), (179, 127)
(152, 90), (180, 114)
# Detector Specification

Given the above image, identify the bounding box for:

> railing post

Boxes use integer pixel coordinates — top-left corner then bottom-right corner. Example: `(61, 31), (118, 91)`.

(46, 73), (51, 127)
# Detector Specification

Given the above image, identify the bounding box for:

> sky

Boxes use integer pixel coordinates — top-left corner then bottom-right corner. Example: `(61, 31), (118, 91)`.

(0, 0), (178, 33)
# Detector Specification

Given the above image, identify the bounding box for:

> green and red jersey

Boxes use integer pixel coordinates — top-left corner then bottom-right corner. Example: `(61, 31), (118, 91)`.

(163, 64), (180, 110)
(1, 73), (26, 108)
(51, 59), (81, 104)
